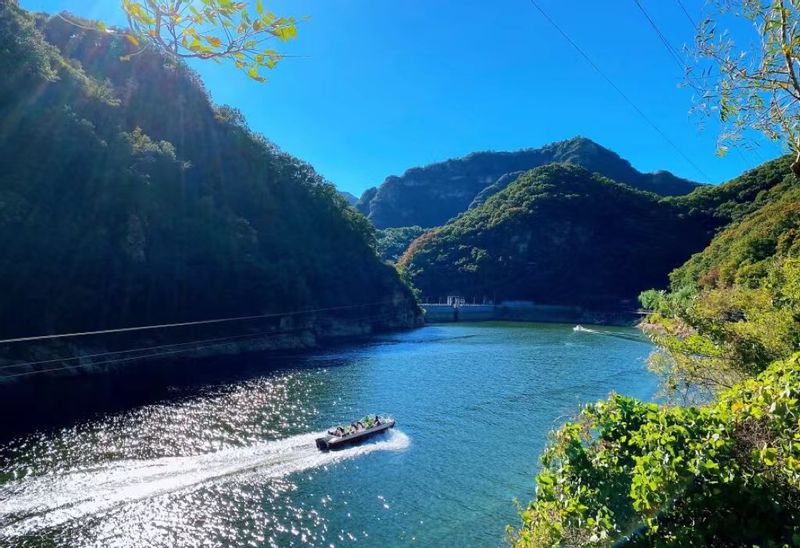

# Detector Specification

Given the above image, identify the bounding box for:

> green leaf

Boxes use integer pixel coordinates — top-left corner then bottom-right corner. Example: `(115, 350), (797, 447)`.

(762, 447), (778, 466)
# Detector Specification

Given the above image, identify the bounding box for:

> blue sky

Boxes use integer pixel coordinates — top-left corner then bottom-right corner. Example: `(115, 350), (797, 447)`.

(21, 0), (783, 196)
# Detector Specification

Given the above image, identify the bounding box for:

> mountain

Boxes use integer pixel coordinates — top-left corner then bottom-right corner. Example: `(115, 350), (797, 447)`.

(359, 137), (703, 228)
(337, 190), (359, 206)
(398, 164), (714, 308)
(0, 3), (420, 356)
(469, 170), (526, 209)
(355, 186), (377, 216)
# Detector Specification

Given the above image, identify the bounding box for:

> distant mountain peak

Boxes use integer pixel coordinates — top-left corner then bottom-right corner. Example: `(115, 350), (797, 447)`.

(359, 137), (703, 228)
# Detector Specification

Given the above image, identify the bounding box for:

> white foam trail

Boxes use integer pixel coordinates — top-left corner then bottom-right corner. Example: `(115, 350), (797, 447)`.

(0, 429), (409, 538)
(573, 325), (647, 344)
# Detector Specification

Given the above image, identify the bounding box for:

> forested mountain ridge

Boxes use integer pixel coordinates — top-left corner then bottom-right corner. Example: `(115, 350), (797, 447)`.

(666, 155), (795, 224)
(0, 3), (420, 358)
(398, 155), (796, 308)
(397, 164), (714, 307)
(358, 136), (702, 229)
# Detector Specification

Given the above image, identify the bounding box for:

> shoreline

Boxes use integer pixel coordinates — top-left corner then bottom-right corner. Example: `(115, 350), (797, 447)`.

(0, 302), (640, 386)
(0, 297), (423, 385)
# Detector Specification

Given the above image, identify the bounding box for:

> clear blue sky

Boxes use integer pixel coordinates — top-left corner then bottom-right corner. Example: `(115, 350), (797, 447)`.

(21, 0), (783, 196)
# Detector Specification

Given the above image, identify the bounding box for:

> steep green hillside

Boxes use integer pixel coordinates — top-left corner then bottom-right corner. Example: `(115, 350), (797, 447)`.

(643, 183), (800, 388)
(468, 170), (526, 209)
(398, 164), (712, 308)
(671, 185), (800, 288)
(0, 3), (419, 344)
(359, 136), (701, 228)
(667, 155), (795, 223)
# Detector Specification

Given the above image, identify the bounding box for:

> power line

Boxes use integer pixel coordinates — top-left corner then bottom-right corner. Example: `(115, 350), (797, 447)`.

(1, 331), (278, 379)
(0, 311), (395, 380)
(634, 0), (687, 74)
(675, 0), (698, 30)
(633, 0), (710, 106)
(0, 329), (278, 372)
(0, 300), (394, 346)
(528, 0), (710, 181)
(669, 0), (768, 168)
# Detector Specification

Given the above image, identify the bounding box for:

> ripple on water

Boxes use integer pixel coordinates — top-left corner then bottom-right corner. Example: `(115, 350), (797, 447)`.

(0, 322), (656, 547)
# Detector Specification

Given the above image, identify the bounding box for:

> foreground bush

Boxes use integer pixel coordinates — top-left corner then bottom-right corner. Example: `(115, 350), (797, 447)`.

(508, 353), (800, 546)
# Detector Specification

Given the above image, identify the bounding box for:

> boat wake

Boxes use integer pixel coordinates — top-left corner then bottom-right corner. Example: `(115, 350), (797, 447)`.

(573, 325), (648, 343)
(0, 429), (409, 538)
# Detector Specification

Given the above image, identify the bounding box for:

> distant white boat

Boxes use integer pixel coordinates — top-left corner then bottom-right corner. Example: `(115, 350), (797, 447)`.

(573, 325), (591, 332)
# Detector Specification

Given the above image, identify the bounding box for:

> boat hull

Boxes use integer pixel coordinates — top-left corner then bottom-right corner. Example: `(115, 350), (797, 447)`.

(315, 420), (395, 451)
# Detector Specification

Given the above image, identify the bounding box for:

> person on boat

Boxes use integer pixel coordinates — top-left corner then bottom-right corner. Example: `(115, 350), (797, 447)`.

(374, 415), (381, 425)
(356, 421), (364, 430)
(334, 426), (344, 436)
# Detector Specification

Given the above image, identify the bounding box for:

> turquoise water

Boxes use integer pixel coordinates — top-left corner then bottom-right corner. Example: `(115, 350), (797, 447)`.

(0, 322), (657, 547)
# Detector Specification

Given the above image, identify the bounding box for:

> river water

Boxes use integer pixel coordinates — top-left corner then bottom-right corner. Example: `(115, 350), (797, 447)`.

(0, 322), (658, 547)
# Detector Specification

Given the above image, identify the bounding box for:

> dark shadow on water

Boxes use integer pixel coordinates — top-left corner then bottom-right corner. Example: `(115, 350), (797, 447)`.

(0, 327), (490, 441)
(0, 336), (378, 442)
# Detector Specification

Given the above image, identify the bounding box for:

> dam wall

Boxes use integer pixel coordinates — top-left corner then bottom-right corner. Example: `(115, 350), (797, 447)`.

(421, 301), (638, 326)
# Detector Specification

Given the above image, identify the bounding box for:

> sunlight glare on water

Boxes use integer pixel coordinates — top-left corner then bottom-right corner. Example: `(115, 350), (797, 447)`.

(0, 322), (657, 546)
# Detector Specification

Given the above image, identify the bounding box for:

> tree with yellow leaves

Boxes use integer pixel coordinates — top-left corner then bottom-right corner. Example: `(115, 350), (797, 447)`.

(96, 0), (300, 82)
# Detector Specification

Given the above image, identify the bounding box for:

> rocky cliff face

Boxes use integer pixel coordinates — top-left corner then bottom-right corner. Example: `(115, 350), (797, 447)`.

(358, 137), (702, 228)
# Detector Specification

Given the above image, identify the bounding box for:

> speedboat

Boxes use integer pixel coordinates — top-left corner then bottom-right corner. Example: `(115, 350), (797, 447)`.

(315, 416), (395, 451)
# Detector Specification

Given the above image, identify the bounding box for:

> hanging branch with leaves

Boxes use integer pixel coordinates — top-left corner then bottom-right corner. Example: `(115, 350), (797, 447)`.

(691, 0), (800, 175)
(104, 0), (301, 82)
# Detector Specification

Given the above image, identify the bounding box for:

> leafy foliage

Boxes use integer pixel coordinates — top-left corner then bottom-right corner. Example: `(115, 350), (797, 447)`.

(398, 164), (713, 307)
(56, 0), (300, 82)
(119, 0), (299, 82)
(509, 354), (800, 547)
(0, 2), (417, 345)
(643, 183), (800, 397)
(692, 0), (800, 172)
